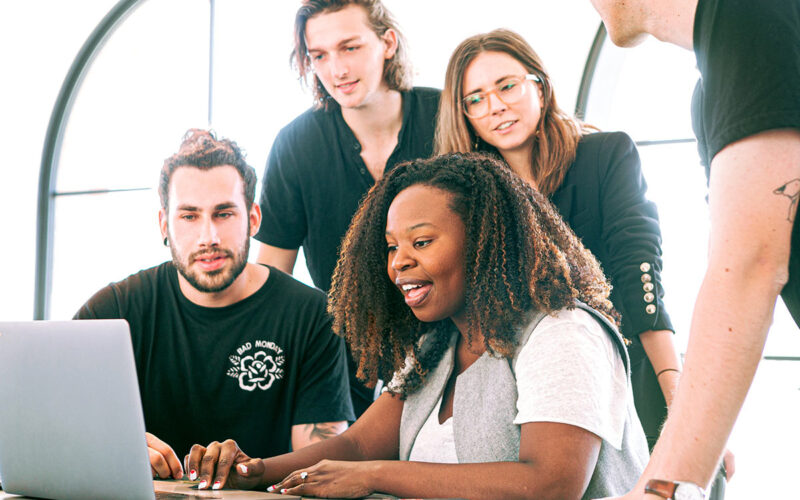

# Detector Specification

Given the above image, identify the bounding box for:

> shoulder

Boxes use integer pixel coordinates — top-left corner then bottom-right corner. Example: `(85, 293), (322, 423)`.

(274, 106), (336, 146)
(76, 262), (171, 319)
(263, 266), (328, 311)
(524, 308), (620, 365)
(408, 87), (441, 112)
(577, 131), (636, 156)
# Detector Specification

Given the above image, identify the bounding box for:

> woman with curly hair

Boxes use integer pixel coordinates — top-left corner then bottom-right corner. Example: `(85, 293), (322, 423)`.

(186, 152), (649, 499)
(436, 28), (682, 452)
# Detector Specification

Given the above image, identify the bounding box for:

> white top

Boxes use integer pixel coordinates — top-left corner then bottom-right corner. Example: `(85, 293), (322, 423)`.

(512, 308), (628, 449)
(408, 396), (459, 463)
(405, 307), (628, 460)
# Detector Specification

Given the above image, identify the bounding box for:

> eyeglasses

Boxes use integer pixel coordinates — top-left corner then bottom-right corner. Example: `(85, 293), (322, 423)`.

(462, 74), (541, 119)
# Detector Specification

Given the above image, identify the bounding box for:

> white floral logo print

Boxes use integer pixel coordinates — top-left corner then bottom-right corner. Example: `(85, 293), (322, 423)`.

(227, 340), (285, 391)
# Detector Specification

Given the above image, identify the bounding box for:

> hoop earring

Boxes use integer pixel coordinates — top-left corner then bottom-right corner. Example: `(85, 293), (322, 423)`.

(163, 237), (169, 247)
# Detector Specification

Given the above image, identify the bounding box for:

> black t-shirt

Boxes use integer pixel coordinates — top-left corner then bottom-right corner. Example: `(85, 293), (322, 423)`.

(692, 0), (800, 324)
(255, 87), (440, 417)
(255, 87), (441, 293)
(74, 263), (354, 458)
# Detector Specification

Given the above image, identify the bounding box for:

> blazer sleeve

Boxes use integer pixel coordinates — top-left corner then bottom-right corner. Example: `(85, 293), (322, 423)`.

(597, 132), (674, 337)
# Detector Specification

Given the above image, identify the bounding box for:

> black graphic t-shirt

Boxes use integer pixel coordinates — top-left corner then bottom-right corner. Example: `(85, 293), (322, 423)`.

(75, 263), (354, 458)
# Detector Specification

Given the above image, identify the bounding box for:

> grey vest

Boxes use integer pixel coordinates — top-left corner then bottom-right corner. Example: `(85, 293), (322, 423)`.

(398, 304), (650, 499)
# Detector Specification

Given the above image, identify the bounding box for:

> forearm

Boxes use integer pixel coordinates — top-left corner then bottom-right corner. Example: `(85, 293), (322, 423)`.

(259, 432), (366, 487)
(367, 460), (584, 500)
(291, 421), (348, 450)
(641, 262), (782, 488)
(638, 329), (681, 406)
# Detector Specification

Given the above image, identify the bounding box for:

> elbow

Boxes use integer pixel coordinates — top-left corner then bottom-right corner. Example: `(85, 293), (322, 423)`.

(710, 244), (790, 296)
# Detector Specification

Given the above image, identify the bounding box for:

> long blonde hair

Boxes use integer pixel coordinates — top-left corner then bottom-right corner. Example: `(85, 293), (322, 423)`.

(435, 29), (592, 196)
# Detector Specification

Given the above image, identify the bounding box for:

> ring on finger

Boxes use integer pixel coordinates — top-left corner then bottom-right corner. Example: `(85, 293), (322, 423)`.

(300, 471), (308, 483)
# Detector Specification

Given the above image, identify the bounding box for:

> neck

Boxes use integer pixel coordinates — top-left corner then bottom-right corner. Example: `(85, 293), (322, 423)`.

(643, 0), (698, 50)
(501, 148), (537, 188)
(177, 263), (269, 308)
(341, 88), (403, 140)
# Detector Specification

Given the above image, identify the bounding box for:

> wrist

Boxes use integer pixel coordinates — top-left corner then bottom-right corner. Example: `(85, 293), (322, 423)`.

(364, 460), (383, 492)
(645, 479), (706, 499)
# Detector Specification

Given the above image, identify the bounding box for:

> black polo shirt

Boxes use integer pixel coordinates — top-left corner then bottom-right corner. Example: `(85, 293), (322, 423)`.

(256, 87), (440, 293)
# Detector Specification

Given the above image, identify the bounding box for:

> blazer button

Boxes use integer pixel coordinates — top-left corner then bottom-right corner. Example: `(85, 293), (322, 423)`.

(646, 304), (656, 315)
(640, 262), (651, 272)
(643, 282), (654, 292)
(641, 273), (652, 283)
(644, 292), (655, 303)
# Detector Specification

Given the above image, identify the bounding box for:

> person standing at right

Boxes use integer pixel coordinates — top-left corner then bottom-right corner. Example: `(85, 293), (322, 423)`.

(254, 0), (439, 418)
(589, 0), (800, 498)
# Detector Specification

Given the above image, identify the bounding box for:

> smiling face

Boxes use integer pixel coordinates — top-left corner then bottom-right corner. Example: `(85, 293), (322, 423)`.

(462, 50), (543, 159)
(159, 165), (259, 295)
(304, 4), (397, 110)
(385, 184), (468, 330)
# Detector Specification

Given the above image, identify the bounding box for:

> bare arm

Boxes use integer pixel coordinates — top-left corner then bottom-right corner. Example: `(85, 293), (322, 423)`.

(274, 420), (601, 500)
(256, 243), (298, 275)
(188, 391), (403, 490)
(290, 421), (348, 450)
(639, 329), (681, 406)
(627, 129), (800, 497)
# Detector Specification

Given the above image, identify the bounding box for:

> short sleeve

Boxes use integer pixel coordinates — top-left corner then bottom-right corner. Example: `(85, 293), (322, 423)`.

(513, 308), (628, 450)
(694, 0), (800, 167)
(255, 130), (308, 250)
(292, 310), (355, 424)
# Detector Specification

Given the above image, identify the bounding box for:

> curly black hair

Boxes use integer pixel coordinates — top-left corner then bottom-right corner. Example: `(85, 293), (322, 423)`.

(328, 152), (616, 396)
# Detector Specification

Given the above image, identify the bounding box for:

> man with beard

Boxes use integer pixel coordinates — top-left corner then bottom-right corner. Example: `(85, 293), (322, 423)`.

(75, 129), (354, 488)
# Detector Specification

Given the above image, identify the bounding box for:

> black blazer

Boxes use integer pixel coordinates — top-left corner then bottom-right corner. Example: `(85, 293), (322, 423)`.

(550, 131), (673, 341)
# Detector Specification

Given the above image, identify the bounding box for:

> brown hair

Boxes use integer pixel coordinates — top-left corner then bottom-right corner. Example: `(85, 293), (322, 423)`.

(435, 28), (594, 197)
(291, 0), (413, 110)
(159, 129), (257, 212)
(328, 152), (616, 396)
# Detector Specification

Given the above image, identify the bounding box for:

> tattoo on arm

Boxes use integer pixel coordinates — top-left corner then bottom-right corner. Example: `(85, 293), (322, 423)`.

(305, 422), (343, 442)
(773, 178), (800, 222)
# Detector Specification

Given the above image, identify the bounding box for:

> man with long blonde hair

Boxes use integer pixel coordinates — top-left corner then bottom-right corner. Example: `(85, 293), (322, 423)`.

(254, 0), (440, 417)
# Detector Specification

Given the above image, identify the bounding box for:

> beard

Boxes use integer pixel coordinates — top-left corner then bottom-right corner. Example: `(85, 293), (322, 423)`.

(170, 235), (250, 293)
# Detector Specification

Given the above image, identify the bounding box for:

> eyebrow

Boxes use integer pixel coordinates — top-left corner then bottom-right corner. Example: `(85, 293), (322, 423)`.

(385, 222), (436, 235)
(464, 74), (518, 97)
(176, 202), (238, 212)
(307, 35), (362, 53)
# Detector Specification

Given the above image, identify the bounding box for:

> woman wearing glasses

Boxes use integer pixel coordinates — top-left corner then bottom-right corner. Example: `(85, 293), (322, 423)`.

(436, 29), (680, 452)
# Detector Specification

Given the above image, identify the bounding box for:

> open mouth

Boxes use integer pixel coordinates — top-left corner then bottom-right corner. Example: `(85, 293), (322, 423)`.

(399, 282), (433, 307)
(193, 253), (228, 272)
(495, 120), (517, 131)
(336, 80), (359, 94)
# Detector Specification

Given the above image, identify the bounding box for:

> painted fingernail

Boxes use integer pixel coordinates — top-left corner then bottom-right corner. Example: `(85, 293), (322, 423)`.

(280, 488), (288, 494)
(238, 464), (248, 474)
(198, 480), (208, 489)
(267, 485), (276, 492)
(189, 470), (197, 481)
(212, 481), (221, 490)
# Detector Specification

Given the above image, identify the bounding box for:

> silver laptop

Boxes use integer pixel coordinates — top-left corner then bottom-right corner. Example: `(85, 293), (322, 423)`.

(0, 320), (292, 500)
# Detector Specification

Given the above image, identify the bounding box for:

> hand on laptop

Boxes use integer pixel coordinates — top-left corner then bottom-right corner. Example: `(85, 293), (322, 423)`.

(146, 432), (184, 479)
(186, 439), (264, 490)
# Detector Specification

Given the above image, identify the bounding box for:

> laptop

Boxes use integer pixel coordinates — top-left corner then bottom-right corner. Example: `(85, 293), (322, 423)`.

(0, 320), (292, 500)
